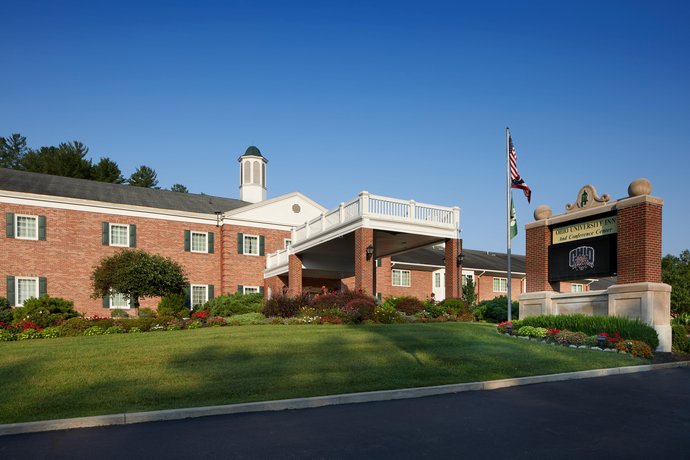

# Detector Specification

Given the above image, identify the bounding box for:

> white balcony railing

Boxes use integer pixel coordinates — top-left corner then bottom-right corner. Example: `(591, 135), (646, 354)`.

(267, 192), (460, 270)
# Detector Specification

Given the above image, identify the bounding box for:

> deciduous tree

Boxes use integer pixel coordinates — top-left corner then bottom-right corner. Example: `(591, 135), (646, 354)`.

(662, 250), (690, 317)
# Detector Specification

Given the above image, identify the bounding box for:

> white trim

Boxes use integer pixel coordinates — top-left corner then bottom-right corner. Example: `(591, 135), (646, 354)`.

(462, 267), (526, 276)
(391, 261), (444, 269)
(15, 276), (39, 307)
(392, 269), (411, 287)
(109, 291), (131, 309)
(109, 223), (130, 247)
(190, 284), (209, 308)
(571, 283), (584, 293)
(190, 231), (209, 253)
(243, 234), (260, 256)
(493, 277), (508, 293)
(14, 214), (39, 240)
(242, 286), (261, 294)
(225, 191), (327, 216)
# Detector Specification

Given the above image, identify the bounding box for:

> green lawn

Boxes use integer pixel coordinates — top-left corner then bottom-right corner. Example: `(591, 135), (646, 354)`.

(0, 323), (642, 424)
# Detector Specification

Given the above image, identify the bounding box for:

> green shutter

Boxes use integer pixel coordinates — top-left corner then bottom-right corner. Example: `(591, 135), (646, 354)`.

(237, 233), (244, 254)
(129, 224), (137, 248)
(259, 286), (264, 295)
(259, 236), (265, 256)
(102, 295), (110, 308)
(39, 277), (47, 297)
(102, 222), (109, 245)
(208, 232), (214, 254)
(7, 276), (15, 306)
(184, 230), (191, 252)
(237, 285), (243, 294)
(208, 284), (215, 300)
(183, 285), (191, 308)
(38, 216), (47, 240)
(376, 259), (382, 267)
(6, 213), (14, 238)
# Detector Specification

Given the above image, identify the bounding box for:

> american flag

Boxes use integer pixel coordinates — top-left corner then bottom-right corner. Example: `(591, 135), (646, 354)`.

(509, 135), (532, 203)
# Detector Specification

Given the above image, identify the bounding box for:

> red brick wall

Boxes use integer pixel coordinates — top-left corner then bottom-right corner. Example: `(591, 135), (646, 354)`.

(221, 224), (291, 295)
(617, 202), (663, 284)
(444, 238), (461, 298)
(354, 228), (375, 295)
(525, 225), (555, 292)
(475, 274), (524, 302)
(287, 253), (303, 295)
(1, 204), (221, 317)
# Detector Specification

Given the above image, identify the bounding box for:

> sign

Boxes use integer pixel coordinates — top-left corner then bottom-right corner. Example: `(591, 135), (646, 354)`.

(552, 216), (617, 245)
(548, 234), (617, 282)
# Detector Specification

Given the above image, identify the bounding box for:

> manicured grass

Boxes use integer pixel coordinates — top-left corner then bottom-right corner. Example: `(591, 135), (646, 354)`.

(0, 323), (643, 424)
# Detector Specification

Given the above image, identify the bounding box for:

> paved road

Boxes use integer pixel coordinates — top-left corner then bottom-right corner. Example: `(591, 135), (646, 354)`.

(1, 367), (689, 459)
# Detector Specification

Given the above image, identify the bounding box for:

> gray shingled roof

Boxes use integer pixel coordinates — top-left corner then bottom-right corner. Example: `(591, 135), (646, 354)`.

(0, 168), (249, 214)
(392, 247), (526, 273)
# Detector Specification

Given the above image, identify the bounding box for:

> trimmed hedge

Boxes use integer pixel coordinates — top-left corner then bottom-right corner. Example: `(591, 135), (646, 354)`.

(672, 324), (689, 353)
(204, 293), (263, 317)
(514, 314), (659, 349)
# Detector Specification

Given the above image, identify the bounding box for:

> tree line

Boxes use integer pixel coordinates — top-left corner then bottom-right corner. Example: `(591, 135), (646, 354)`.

(0, 133), (189, 193)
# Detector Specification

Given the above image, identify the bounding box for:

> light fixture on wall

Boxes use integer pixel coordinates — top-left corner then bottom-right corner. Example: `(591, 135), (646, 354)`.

(457, 252), (465, 266)
(214, 211), (222, 227)
(366, 244), (374, 260)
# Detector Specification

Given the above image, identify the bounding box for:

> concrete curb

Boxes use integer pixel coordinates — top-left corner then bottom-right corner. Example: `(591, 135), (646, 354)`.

(1, 361), (688, 436)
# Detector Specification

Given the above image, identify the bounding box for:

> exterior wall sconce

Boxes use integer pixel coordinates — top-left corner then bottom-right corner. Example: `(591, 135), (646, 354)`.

(214, 211), (223, 227)
(366, 245), (374, 260)
(457, 252), (464, 266)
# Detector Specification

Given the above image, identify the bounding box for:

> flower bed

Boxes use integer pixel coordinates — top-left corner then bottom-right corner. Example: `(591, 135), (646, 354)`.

(498, 321), (654, 359)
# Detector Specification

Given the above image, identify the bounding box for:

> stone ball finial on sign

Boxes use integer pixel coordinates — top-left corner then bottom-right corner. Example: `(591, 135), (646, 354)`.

(534, 205), (552, 220)
(628, 178), (652, 197)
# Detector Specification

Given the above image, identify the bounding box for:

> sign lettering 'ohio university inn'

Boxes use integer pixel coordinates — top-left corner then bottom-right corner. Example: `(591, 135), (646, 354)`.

(548, 215), (618, 282)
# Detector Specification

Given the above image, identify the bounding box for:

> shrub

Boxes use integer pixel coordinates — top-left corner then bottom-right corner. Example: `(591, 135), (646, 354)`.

(424, 301), (445, 318)
(204, 293), (263, 317)
(516, 326), (548, 338)
(57, 317), (92, 336)
(0, 297), (12, 323)
(12, 296), (79, 328)
(0, 329), (16, 341)
(138, 308), (157, 318)
(192, 310), (210, 320)
(110, 309), (130, 318)
(186, 320), (203, 329)
(129, 327), (142, 333)
(383, 296), (425, 315)
(310, 291), (376, 312)
(496, 321), (513, 334)
(18, 328), (42, 340)
(475, 296), (519, 323)
(672, 325), (690, 353)
(207, 317), (227, 327)
(104, 326), (126, 334)
(554, 330), (588, 346)
(344, 298), (377, 321)
(616, 339), (653, 359)
(373, 304), (400, 324)
(40, 327), (62, 339)
(227, 312), (266, 325)
(157, 293), (188, 318)
(516, 315), (659, 349)
(84, 326), (105, 336)
(263, 293), (310, 318)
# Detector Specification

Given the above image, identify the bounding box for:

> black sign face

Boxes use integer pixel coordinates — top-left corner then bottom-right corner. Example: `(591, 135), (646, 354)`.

(548, 234), (617, 282)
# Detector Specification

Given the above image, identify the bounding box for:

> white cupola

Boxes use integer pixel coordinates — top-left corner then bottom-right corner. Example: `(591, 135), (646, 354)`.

(238, 146), (268, 203)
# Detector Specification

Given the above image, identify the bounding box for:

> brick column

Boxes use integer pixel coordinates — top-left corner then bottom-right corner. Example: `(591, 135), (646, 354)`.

(288, 254), (303, 295)
(617, 199), (663, 284)
(525, 224), (556, 293)
(354, 228), (375, 295)
(445, 238), (461, 299)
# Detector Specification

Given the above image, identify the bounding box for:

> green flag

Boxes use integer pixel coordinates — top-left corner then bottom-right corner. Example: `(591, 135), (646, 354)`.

(510, 194), (518, 239)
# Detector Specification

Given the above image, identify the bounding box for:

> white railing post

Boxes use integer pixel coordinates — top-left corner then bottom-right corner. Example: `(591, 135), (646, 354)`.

(360, 191), (369, 216)
(321, 213), (326, 232)
(305, 220), (310, 238)
(291, 227), (296, 244)
(339, 202), (345, 223)
(453, 206), (461, 233)
(409, 200), (416, 222)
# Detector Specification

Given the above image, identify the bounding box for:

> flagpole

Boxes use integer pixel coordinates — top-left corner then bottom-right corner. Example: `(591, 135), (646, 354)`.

(506, 127), (512, 322)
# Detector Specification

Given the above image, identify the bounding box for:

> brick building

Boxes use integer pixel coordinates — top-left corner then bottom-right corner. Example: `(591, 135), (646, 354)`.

(1, 146), (546, 315)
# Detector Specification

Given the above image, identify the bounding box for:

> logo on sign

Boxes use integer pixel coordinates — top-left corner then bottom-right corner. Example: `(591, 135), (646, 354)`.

(569, 246), (595, 271)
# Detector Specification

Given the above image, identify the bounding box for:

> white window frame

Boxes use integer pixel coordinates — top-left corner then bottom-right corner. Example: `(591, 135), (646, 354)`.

(109, 223), (130, 247)
(15, 214), (38, 240)
(284, 239), (292, 249)
(493, 277), (507, 293)
(392, 269), (411, 287)
(462, 271), (475, 287)
(15, 277), (39, 307)
(190, 231), (209, 253)
(191, 284), (209, 308)
(109, 291), (130, 309)
(434, 272), (441, 288)
(243, 234), (260, 256)
(243, 286), (261, 294)
(571, 283), (584, 293)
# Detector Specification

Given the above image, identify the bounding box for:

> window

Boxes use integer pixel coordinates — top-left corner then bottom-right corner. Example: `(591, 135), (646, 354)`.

(110, 291), (130, 309)
(191, 231), (208, 253)
(243, 286), (260, 294)
(243, 235), (259, 255)
(191, 285), (208, 308)
(434, 272), (441, 288)
(15, 215), (38, 240)
(110, 224), (129, 247)
(16, 277), (39, 307)
(392, 269), (411, 287)
(571, 283), (584, 293)
(284, 239), (292, 249)
(493, 277), (507, 292)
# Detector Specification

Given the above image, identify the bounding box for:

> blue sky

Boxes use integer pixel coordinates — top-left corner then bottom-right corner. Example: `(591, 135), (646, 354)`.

(2, 0), (689, 256)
